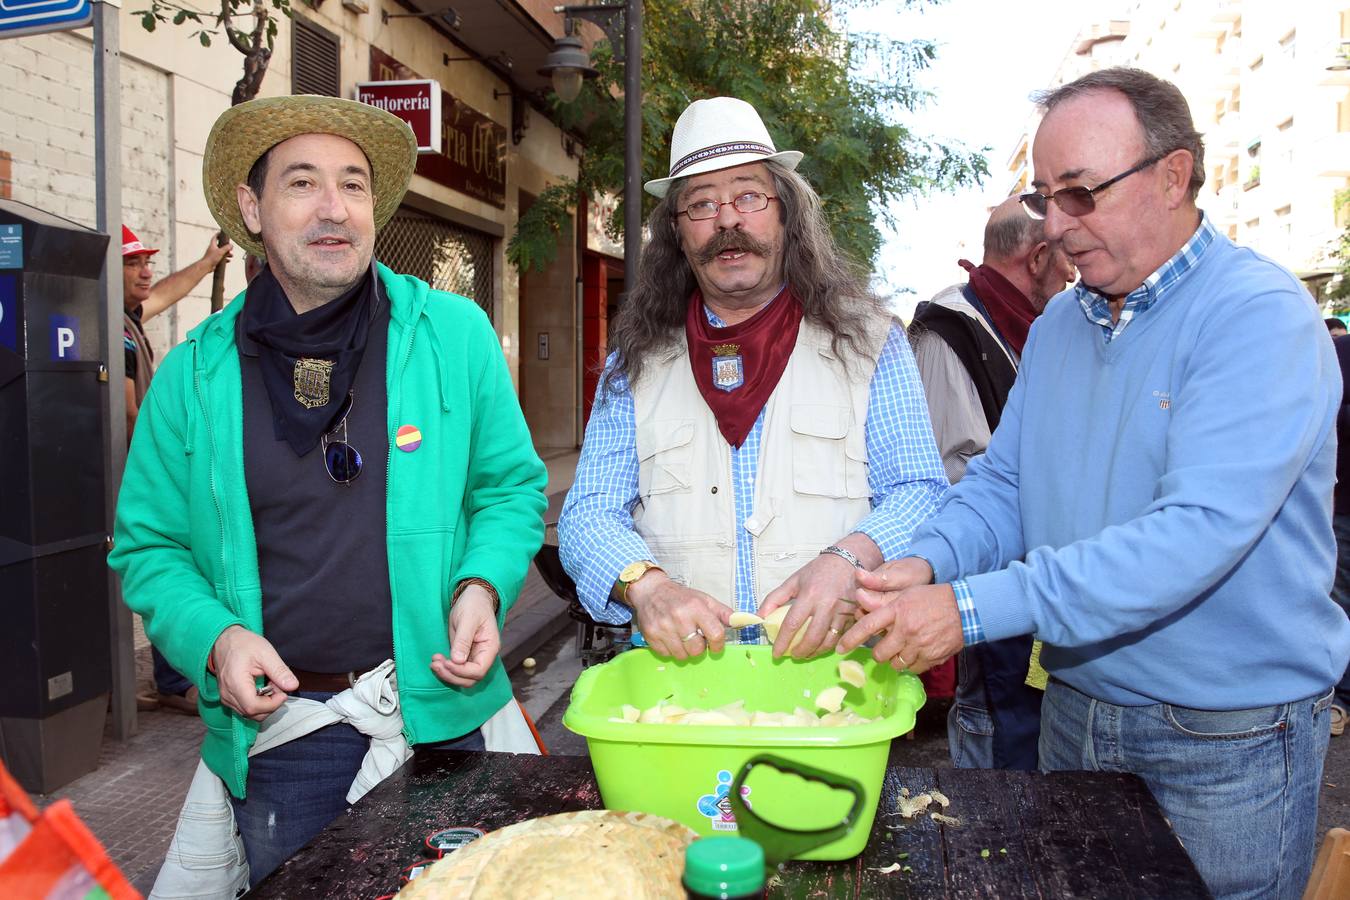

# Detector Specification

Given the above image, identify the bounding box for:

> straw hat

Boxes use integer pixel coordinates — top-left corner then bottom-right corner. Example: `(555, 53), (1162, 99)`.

(202, 95), (418, 259)
(644, 97), (803, 198)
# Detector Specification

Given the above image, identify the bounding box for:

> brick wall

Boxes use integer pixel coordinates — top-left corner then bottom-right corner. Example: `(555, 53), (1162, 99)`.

(0, 31), (174, 353)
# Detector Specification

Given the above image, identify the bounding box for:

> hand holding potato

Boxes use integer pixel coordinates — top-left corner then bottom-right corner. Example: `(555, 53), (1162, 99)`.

(627, 570), (731, 660)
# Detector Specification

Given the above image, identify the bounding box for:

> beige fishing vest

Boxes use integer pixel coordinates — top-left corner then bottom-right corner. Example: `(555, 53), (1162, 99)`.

(631, 314), (890, 609)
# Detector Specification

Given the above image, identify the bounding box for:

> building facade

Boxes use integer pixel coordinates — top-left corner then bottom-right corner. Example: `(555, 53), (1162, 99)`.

(1001, 0), (1350, 299)
(0, 0), (609, 451)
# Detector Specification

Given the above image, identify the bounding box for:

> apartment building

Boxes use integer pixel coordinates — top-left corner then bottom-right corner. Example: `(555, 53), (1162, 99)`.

(1002, 0), (1350, 300)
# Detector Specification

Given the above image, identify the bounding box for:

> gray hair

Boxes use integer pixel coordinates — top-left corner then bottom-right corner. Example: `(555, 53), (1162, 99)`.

(984, 208), (1045, 259)
(1035, 67), (1205, 200)
(601, 159), (887, 396)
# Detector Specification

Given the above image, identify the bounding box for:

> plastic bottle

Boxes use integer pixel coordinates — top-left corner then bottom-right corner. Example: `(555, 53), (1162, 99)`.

(683, 836), (765, 899)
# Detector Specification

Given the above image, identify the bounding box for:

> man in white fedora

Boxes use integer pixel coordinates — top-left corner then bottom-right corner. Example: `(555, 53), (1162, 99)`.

(109, 95), (546, 890)
(558, 96), (947, 659)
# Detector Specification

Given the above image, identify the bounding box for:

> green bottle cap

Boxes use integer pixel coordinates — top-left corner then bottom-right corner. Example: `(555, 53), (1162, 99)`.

(683, 837), (765, 898)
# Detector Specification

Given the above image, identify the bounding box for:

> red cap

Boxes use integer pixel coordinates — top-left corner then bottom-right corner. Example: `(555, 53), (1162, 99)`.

(121, 225), (160, 258)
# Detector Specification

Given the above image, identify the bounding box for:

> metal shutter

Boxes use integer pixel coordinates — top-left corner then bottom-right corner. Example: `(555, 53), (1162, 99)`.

(292, 16), (340, 97)
(376, 209), (496, 322)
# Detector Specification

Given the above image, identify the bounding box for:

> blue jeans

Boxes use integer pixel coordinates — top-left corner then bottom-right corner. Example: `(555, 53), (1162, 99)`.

(229, 691), (486, 887)
(1331, 513), (1350, 711)
(152, 646), (194, 697)
(1039, 678), (1333, 899)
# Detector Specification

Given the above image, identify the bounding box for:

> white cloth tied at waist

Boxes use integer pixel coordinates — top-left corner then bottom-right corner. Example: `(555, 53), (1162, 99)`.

(149, 659), (538, 899)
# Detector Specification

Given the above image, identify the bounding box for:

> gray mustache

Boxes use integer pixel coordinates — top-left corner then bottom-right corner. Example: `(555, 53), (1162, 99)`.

(695, 230), (772, 265)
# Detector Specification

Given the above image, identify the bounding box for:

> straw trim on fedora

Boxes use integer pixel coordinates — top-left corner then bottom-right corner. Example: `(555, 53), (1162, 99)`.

(202, 95), (418, 260)
(644, 96), (803, 198)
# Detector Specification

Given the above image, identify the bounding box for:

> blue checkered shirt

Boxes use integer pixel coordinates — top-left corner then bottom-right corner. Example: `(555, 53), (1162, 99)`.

(558, 308), (948, 643)
(1076, 214), (1217, 344)
(949, 214), (1219, 646)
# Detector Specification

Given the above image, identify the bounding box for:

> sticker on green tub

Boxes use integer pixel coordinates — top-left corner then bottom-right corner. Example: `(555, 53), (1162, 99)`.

(697, 769), (751, 832)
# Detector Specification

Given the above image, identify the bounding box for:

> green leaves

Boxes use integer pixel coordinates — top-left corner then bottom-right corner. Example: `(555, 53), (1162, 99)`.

(506, 182), (579, 274)
(509, 0), (986, 273)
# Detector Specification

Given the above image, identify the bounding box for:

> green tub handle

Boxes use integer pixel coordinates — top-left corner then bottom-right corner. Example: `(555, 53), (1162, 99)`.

(728, 753), (866, 870)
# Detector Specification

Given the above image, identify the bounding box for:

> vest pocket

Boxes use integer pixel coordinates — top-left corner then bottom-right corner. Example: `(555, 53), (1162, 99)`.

(637, 418), (695, 497)
(790, 404), (865, 498)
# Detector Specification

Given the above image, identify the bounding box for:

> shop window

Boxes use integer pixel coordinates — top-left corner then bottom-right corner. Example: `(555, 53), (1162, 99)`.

(293, 16), (340, 97)
(376, 209), (495, 322)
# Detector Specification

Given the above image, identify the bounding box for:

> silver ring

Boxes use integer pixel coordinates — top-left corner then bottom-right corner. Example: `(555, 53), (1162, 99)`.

(828, 627), (843, 637)
(680, 628), (702, 643)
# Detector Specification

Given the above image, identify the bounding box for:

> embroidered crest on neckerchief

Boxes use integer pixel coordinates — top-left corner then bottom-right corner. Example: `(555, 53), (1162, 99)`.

(293, 357), (335, 409)
(711, 342), (744, 392)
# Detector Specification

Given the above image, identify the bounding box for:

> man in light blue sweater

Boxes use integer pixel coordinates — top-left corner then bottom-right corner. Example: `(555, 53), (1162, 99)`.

(840, 68), (1350, 899)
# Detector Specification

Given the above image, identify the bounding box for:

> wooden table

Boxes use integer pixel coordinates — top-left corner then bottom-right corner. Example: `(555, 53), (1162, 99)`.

(253, 750), (1210, 898)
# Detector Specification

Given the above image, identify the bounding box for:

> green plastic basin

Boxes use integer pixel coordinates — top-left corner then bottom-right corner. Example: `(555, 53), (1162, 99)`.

(562, 645), (925, 860)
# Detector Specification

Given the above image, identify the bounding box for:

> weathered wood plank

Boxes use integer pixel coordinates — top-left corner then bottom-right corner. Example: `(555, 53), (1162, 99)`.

(253, 752), (1209, 899)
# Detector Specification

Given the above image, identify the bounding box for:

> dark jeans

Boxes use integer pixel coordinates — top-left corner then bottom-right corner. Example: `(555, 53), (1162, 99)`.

(152, 646), (193, 697)
(229, 691), (485, 887)
(1332, 513), (1350, 711)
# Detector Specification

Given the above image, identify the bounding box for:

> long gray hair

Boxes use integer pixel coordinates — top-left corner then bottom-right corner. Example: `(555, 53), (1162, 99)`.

(601, 159), (888, 396)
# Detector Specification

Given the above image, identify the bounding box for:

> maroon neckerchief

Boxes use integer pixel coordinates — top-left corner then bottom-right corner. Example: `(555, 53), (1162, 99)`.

(959, 258), (1037, 356)
(686, 286), (804, 447)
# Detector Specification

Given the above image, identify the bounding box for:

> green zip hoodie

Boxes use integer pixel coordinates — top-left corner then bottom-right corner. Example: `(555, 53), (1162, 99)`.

(109, 264), (547, 798)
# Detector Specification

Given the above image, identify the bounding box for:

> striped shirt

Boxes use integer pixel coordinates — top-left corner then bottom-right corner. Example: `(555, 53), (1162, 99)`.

(558, 308), (948, 642)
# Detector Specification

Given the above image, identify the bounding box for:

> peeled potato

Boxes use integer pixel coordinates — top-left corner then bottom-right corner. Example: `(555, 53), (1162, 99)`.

(838, 660), (867, 688)
(729, 611), (765, 628)
(815, 685), (847, 713)
(761, 605), (812, 652)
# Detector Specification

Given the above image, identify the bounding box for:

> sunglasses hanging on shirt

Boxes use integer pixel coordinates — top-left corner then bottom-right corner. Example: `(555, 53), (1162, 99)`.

(321, 391), (363, 485)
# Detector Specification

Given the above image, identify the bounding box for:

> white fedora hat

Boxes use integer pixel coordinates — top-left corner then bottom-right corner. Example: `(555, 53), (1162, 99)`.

(644, 97), (803, 198)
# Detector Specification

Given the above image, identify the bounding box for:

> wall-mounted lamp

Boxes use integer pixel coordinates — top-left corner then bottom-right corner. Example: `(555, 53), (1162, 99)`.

(382, 6), (461, 30)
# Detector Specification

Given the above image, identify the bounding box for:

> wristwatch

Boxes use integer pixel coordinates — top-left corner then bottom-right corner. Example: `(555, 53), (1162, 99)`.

(613, 560), (664, 607)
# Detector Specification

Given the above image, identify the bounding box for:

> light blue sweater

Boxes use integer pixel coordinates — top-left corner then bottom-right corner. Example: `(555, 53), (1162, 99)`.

(909, 232), (1350, 708)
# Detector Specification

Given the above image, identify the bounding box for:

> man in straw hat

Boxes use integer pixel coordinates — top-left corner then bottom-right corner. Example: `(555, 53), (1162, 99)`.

(558, 96), (947, 660)
(840, 67), (1350, 897)
(109, 95), (546, 888)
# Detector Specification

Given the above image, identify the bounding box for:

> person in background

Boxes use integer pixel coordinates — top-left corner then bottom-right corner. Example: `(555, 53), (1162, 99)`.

(909, 196), (1075, 770)
(1330, 331), (1350, 739)
(122, 226), (233, 440)
(1326, 317), (1347, 338)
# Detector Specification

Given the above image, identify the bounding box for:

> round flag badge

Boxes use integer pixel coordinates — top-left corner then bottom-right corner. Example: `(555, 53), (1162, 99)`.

(396, 424), (423, 453)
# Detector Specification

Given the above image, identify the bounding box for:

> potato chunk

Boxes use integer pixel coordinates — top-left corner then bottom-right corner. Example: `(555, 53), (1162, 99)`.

(837, 659), (867, 688)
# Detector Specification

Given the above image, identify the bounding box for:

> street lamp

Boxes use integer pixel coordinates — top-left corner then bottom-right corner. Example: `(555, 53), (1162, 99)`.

(540, 1), (643, 293)
(537, 21), (598, 102)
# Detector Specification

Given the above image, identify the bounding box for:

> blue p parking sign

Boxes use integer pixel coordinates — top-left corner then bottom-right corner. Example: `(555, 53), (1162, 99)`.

(0, 0), (93, 39)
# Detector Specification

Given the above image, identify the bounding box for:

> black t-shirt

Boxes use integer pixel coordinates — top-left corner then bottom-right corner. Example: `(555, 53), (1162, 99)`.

(239, 295), (394, 673)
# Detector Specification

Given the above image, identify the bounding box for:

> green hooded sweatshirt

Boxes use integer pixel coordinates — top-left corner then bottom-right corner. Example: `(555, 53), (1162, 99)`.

(109, 264), (547, 798)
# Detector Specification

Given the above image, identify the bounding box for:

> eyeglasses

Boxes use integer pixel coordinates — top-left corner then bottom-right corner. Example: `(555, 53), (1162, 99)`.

(1019, 155), (1165, 220)
(321, 392), (363, 485)
(676, 191), (777, 221)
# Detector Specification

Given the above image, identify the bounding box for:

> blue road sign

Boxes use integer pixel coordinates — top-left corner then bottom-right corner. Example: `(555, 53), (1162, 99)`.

(0, 0), (93, 40)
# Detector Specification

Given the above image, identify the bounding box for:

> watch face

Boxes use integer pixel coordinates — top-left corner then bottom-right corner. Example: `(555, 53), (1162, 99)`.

(621, 561), (649, 583)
